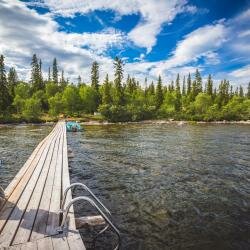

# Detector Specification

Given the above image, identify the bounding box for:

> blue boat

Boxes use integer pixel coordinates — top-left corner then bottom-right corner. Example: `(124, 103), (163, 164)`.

(66, 121), (82, 132)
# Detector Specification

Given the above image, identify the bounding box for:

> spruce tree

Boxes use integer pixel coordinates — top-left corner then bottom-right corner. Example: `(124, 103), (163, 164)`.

(247, 82), (250, 98)
(155, 75), (163, 109)
(48, 67), (51, 82)
(102, 74), (112, 105)
(148, 81), (155, 96)
(7, 67), (18, 98)
(77, 75), (81, 86)
(30, 54), (41, 91)
(113, 56), (124, 105)
(182, 76), (186, 96)
(175, 74), (181, 111)
(52, 58), (58, 84)
(60, 70), (65, 85)
(206, 74), (213, 96)
(91, 61), (99, 91)
(195, 69), (202, 94)
(175, 73), (181, 94)
(239, 85), (244, 97)
(0, 55), (11, 113)
(187, 73), (191, 95)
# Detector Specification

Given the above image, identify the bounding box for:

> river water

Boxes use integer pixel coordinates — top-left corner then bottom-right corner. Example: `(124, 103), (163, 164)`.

(0, 124), (250, 249)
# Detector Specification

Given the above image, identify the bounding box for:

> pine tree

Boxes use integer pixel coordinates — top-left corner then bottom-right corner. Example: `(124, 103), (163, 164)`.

(247, 82), (250, 98)
(175, 73), (181, 94)
(77, 75), (81, 86)
(155, 75), (163, 109)
(206, 74), (213, 96)
(48, 67), (51, 82)
(195, 69), (202, 93)
(187, 73), (191, 95)
(7, 67), (18, 98)
(230, 85), (234, 99)
(239, 85), (244, 97)
(175, 74), (181, 111)
(30, 54), (41, 91)
(148, 81), (155, 96)
(91, 61), (99, 91)
(113, 56), (124, 105)
(0, 55), (11, 113)
(52, 58), (58, 84)
(102, 74), (112, 105)
(182, 76), (186, 96)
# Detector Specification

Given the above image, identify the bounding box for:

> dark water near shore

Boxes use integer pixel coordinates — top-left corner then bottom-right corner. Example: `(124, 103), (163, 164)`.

(0, 124), (250, 249)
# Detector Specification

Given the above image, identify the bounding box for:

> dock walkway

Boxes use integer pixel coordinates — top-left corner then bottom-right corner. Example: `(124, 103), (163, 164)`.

(0, 121), (85, 249)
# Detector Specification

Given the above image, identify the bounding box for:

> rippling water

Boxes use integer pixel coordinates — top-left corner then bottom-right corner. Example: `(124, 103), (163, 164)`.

(0, 124), (250, 250)
(0, 124), (52, 189)
(68, 124), (250, 250)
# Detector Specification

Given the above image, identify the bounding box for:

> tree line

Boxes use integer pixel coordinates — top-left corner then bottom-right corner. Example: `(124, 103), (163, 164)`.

(0, 54), (249, 122)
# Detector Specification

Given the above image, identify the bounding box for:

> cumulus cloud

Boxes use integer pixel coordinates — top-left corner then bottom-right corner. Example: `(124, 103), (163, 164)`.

(0, 0), (124, 81)
(229, 65), (250, 78)
(28, 0), (197, 52)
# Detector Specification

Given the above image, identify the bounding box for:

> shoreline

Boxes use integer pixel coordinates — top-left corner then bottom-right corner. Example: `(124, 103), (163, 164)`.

(81, 119), (250, 125)
(0, 119), (250, 127)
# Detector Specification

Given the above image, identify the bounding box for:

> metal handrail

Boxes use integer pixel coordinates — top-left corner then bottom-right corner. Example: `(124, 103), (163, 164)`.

(60, 183), (111, 216)
(58, 196), (121, 250)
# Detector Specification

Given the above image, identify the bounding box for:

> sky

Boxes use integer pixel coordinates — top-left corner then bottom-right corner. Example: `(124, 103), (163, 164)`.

(0, 0), (250, 87)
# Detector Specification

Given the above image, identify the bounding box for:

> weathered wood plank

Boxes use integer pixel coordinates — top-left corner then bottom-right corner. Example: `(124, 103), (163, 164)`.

(30, 125), (63, 241)
(12, 126), (63, 245)
(46, 124), (64, 236)
(0, 125), (62, 247)
(0, 121), (86, 250)
(37, 236), (54, 250)
(4, 124), (57, 200)
(0, 126), (59, 240)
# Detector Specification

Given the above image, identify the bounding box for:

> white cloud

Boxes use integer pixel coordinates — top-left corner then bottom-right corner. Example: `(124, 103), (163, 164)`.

(0, 0), (124, 82)
(29, 0), (196, 52)
(163, 23), (227, 68)
(229, 65), (250, 78)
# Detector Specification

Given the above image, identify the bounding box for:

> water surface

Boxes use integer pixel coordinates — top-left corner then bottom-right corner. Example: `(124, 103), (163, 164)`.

(67, 124), (250, 250)
(0, 124), (249, 250)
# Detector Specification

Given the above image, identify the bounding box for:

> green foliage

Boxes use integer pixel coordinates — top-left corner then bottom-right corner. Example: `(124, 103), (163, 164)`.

(155, 75), (163, 109)
(0, 55), (11, 113)
(31, 54), (44, 92)
(113, 57), (124, 105)
(52, 58), (58, 84)
(0, 54), (250, 123)
(22, 97), (42, 121)
(79, 85), (98, 113)
(48, 93), (64, 116)
(62, 85), (81, 115)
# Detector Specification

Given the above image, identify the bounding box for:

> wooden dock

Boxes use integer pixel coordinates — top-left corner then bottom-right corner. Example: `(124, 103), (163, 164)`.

(0, 121), (86, 249)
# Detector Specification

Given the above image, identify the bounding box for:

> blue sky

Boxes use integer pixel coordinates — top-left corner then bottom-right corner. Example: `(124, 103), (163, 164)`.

(0, 0), (250, 87)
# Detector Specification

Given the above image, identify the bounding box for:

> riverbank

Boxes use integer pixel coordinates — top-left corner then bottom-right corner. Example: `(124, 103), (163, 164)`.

(1, 119), (250, 126)
(81, 119), (250, 125)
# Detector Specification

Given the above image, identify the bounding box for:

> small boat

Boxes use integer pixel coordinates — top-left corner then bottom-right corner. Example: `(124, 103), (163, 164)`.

(66, 121), (82, 132)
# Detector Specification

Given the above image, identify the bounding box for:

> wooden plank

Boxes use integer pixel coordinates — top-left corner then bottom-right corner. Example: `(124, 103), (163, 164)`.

(20, 241), (38, 250)
(37, 236), (54, 250)
(30, 125), (63, 241)
(51, 234), (69, 250)
(0, 125), (60, 235)
(0, 125), (62, 247)
(61, 124), (86, 250)
(4, 124), (57, 199)
(67, 232), (86, 250)
(12, 126), (63, 245)
(46, 123), (64, 236)
(61, 124), (76, 231)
